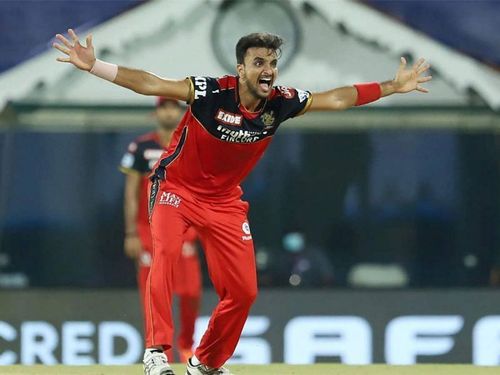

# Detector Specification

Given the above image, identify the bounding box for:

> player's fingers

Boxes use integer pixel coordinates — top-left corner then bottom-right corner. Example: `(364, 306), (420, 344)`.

(418, 75), (432, 83)
(52, 42), (70, 55)
(417, 63), (431, 75)
(86, 34), (93, 48)
(56, 57), (71, 63)
(55, 33), (73, 48)
(412, 57), (425, 71)
(68, 28), (80, 45)
(416, 85), (429, 93)
(399, 56), (407, 70)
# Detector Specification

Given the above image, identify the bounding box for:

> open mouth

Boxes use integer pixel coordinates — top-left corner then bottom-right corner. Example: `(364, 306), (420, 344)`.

(258, 77), (272, 91)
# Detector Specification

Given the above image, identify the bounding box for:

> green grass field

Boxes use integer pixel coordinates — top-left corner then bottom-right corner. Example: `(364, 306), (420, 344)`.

(1, 364), (499, 375)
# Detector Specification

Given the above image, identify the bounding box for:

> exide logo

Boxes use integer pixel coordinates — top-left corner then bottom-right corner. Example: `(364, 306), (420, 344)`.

(215, 109), (243, 126)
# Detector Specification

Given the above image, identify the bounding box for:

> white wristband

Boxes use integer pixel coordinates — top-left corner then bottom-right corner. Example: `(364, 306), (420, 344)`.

(90, 59), (118, 82)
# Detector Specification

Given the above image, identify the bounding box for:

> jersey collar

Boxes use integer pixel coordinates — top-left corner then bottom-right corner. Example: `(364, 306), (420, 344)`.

(236, 77), (268, 120)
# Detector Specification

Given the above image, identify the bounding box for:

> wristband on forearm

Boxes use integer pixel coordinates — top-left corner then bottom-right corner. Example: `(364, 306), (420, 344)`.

(90, 59), (118, 82)
(354, 82), (381, 106)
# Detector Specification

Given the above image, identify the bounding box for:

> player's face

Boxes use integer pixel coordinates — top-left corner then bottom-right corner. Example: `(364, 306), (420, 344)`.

(238, 47), (278, 99)
(156, 102), (182, 130)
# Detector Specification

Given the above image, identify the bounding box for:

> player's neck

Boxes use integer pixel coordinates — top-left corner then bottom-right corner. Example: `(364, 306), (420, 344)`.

(157, 128), (173, 147)
(238, 84), (265, 112)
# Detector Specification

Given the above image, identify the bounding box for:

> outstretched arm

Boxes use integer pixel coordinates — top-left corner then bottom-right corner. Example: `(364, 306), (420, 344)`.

(53, 29), (191, 101)
(308, 57), (432, 111)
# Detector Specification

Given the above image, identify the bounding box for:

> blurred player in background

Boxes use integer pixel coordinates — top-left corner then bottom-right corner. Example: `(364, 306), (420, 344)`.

(120, 98), (202, 363)
(54, 29), (431, 375)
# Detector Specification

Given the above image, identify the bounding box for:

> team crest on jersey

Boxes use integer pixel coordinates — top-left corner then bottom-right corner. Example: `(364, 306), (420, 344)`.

(260, 110), (276, 128)
(216, 109), (243, 126)
(277, 86), (296, 99)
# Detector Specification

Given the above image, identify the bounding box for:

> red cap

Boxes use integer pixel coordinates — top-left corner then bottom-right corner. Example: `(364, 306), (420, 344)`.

(156, 97), (181, 107)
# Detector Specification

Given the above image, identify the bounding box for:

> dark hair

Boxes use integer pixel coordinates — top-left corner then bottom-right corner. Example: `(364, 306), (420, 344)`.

(235, 33), (283, 64)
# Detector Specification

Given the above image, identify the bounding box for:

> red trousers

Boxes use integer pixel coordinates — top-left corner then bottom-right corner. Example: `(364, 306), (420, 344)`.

(146, 180), (257, 368)
(138, 226), (201, 362)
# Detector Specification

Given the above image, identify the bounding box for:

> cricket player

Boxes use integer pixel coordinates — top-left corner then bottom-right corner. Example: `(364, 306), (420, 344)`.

(54, 29), (431, 375)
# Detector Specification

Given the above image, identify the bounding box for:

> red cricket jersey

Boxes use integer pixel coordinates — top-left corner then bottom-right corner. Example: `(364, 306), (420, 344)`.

(152, 75), (312, 201)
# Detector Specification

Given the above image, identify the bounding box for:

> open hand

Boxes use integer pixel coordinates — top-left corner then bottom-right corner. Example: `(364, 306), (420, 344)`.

(393, 57), (432, 94)
(53, 29), (96, 71)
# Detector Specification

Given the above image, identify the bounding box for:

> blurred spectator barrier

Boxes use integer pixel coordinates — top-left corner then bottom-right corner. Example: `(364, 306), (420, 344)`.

(0, 103), (499, 288)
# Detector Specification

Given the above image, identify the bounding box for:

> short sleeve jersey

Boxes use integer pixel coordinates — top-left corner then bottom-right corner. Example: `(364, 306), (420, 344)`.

(152, 75), (312, 201)
(120, 132), (164, 176)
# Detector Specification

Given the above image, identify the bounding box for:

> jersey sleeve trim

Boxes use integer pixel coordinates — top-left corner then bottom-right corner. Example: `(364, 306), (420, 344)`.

(295, 93), (313, 117)
(187, 77), (195, 105)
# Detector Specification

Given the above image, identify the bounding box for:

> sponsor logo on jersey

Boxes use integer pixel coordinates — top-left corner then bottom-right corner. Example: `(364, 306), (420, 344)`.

(158, 192), (182, 208)
(242, 221), (252, 241)
(297, 89), (310, 103)
(215, 109), (243, 126)
(277, 86), (296, 99)
(216, 125), (261, 143)
(242, 222), (251, 234)
(194, 76), (207, 99)
(260, 110), (276, 128)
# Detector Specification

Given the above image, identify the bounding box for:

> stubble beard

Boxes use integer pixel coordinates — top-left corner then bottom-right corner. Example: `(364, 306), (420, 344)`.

(248, 81), (269, 100)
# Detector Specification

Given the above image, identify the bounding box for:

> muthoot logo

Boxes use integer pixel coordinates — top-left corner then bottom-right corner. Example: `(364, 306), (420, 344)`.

(158, 192), (181, 208)
(242, 221), (252, 241)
